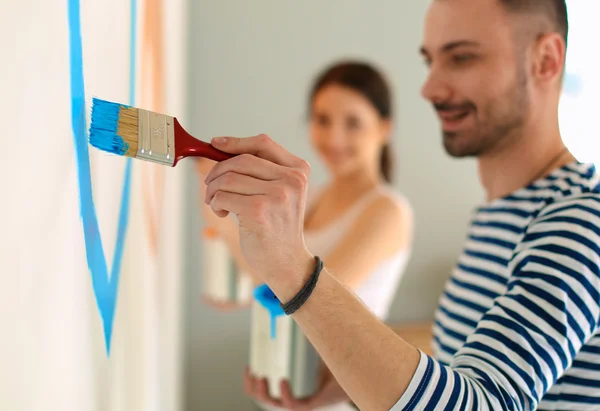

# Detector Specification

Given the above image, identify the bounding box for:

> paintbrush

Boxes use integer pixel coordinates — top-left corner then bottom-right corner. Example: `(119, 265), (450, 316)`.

(88, 97), (234, 166)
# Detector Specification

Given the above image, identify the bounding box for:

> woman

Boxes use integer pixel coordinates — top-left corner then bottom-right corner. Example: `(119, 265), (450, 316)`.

(197, 60), (414, 409)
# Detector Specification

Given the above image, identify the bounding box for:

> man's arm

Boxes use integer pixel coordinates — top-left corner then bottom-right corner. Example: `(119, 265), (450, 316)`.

(270, 195), (600, 410)
(269, 261), (422, 410)
(204, 135), (600, 411)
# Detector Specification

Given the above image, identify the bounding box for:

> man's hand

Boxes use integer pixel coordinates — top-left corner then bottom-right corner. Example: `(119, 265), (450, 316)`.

(204, 134), (315, 294)
(244, 367), (350, 411)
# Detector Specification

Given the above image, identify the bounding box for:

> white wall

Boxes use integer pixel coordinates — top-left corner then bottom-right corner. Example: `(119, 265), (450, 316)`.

(184, 1), (484, 409)
(559, 0), (600, 164)
(1, 1), (186, 410)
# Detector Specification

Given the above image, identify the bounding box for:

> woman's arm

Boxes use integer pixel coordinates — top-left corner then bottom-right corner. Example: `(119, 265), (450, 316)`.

(320, 194), (413, 288)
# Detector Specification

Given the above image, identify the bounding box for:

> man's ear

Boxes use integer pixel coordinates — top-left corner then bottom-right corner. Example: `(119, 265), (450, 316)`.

(531, 32), (566, 86)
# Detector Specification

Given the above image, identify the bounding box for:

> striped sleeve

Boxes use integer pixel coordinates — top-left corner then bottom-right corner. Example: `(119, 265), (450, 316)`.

(392, 196), (600, 410)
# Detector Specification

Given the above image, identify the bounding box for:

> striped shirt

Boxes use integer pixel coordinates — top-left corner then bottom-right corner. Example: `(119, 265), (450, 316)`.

(393, 162), (600, 410)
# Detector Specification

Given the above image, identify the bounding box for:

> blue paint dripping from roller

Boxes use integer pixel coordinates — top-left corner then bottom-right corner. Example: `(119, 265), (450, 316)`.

(66, 0), (137, 354)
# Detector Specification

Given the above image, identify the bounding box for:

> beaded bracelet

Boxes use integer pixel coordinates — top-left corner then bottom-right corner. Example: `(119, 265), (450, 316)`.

(280, 256), (323, 315)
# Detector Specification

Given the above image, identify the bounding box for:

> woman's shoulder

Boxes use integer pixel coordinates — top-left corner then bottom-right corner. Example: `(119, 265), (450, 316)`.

(306, 182), (413, 227)
(351, 185), (414, 252)
(346, 184), (414, 239)
(366, 185), (413, 219)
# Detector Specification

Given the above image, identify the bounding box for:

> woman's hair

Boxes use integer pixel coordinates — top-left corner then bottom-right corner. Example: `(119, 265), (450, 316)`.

(308, 60), (395, 183)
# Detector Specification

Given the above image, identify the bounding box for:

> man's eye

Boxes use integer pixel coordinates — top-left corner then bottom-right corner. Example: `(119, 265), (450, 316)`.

(453, 54), (475, 64)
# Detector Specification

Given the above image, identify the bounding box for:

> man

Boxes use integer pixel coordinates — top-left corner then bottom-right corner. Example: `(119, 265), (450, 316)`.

(204, 0), (600, 409)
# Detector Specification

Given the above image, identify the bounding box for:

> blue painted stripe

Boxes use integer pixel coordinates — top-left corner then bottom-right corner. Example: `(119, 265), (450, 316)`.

(67, 0), (136, 354)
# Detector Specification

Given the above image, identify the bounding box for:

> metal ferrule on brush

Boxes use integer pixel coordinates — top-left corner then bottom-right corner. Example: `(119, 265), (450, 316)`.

(136, 109), (176, 166)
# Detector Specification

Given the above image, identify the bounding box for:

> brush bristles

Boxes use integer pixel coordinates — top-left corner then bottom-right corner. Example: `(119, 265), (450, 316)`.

(89, 97), (139, 157)
(117, 107), (139, 157)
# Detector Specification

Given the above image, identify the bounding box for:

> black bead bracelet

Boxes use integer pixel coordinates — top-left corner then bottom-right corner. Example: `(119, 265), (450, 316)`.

(280, 256), (323, 315)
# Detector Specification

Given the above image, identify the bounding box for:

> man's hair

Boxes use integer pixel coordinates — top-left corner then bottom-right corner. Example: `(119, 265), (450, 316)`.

(497, 0), (569, 45)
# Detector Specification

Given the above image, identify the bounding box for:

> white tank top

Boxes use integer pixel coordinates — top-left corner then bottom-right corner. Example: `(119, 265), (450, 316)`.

(304, 185), (412, 320)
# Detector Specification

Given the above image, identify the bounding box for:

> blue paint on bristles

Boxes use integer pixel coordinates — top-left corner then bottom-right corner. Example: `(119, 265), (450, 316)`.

(89, 97), (131, 155)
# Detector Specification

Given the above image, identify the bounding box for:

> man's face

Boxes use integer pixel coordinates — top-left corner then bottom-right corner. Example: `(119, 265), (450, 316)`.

(420, 0), (530, 157)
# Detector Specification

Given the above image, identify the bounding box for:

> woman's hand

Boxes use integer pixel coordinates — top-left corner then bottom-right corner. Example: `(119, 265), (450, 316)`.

(204, 135), (315, 296)
(244, 366), (350, 410)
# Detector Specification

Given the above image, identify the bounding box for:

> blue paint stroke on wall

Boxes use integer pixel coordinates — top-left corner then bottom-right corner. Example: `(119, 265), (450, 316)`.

(67, 0), (136, 354)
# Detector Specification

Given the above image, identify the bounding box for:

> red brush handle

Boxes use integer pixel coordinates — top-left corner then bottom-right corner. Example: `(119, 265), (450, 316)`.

(172, 117), (235, 166)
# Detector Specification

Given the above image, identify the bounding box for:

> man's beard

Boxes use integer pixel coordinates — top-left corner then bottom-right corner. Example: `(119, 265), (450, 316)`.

(438, 67), (530, 158)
